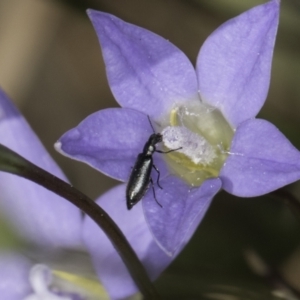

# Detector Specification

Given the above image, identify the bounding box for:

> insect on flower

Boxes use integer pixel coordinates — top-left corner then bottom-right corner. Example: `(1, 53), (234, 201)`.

(56, 2), (298, 298)
(126, 116), (182, 210)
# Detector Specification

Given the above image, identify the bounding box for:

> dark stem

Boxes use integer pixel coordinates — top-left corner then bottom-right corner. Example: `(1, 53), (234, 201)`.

(0, 144), (159, 299)
(270, 189), (300, 221)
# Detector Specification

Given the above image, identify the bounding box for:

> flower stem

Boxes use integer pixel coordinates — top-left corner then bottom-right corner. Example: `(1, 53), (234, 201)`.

(0, 143), (160, 299)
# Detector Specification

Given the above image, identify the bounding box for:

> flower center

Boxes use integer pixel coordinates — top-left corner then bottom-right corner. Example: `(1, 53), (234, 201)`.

(161, 100), (234, 186)
(24, 264), (74, 300)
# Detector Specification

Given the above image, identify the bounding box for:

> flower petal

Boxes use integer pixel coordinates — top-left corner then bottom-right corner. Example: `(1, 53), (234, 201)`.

(56, 107), (161, 181)
(82, 184), (173, 300)
(0, 89), (81, 248)
(143, 176), (221, 256)
(87, 10), (198, 119)
(0, 253), (32, 300)
(196, 0), (279, 127)
(220, 119), (300, 196)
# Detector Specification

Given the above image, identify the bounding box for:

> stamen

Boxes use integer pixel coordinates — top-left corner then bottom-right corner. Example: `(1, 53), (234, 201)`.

(161, 102), (233, 186)
(162, 126), (217, 165)
(24, 264), (72, 300)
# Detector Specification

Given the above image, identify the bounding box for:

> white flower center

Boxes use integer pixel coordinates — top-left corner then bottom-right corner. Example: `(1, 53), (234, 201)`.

(162, 126), (217, 165)
(159, 100), (234, 186)
(24, 265), (72, 300)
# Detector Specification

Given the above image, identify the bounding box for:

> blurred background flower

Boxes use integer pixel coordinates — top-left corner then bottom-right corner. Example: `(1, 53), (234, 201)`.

(0, 0), (300, 299)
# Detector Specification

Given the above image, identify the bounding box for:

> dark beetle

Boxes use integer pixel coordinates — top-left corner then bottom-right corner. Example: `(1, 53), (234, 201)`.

(126, 117), (180, 210)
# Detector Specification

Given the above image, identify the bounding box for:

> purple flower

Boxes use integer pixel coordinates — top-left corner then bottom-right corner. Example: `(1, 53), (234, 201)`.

(0, 89), (81, 248)
(0, 254), (32, 300)
(0, 90), (104, 299)
(56, 0), (300, 299)
(0, 253), (104, 300)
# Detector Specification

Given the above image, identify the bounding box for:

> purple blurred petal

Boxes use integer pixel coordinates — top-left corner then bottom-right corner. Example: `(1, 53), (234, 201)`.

(82, 184), (173, 300)
(143, 176), (221, 256)
(196, 0), (279, 127)
(56, 108), (157, 181)
(220, 119), (300, 196)
(0, 253), (32, 300)
(87, 10), (198, 120)
(0, 89), (81, 248)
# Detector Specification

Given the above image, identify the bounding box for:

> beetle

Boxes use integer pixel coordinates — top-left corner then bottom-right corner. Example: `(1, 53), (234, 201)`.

(126, 116), (181, 210)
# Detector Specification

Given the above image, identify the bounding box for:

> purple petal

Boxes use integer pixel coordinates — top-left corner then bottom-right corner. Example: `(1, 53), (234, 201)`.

(56, 108), (161, 181)
(196, 0), (279, 127)
(87, 10), (198, 120)
(143, 176), (221, 256)
(0, 253), (32, 300)
(0, 89), (81, 248)
(82, 184), (173, 300)
(220, 119), (300, 196)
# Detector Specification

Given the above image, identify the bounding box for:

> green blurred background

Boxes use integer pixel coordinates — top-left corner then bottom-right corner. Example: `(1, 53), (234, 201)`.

(0, 0), (299, 299)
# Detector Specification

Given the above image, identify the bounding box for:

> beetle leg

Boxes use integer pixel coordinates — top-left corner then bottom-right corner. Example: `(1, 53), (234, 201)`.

(152, 164), (163, 189)
(156, 147), (182, 154)
(150, 178), (163, 208)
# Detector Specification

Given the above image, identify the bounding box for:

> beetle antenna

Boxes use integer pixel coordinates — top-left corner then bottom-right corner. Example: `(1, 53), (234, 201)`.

(147, 115), (156, 134)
